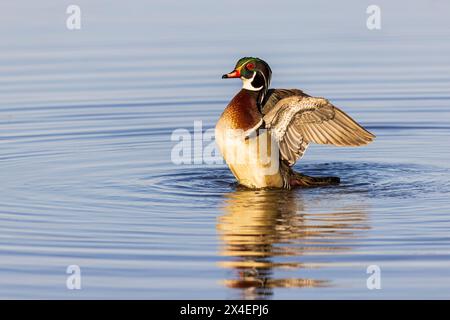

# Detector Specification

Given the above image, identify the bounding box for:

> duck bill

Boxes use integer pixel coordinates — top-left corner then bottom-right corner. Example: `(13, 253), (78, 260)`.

(222, 69), (241, 79)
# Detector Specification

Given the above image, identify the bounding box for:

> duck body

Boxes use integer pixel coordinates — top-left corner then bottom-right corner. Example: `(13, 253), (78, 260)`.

(217, 57), (375, 189)
(215, 89), (284, 188)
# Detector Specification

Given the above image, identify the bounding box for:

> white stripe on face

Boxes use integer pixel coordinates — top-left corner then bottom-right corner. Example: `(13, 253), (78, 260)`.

(241, 72), (263, 91)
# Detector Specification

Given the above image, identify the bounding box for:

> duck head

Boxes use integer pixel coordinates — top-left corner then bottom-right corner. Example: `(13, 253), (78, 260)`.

(222, 57), (272, 105)
(222, 57), (272, 90)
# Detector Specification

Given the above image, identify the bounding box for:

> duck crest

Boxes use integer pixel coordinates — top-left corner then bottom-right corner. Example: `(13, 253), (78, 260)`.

(219, 89), (262, 131)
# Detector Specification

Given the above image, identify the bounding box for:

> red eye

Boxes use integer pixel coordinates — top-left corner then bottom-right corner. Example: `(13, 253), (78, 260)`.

(246, 63), (255, 70)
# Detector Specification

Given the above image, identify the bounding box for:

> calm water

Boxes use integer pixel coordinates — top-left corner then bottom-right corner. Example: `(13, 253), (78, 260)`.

(1, 0), (450, 299)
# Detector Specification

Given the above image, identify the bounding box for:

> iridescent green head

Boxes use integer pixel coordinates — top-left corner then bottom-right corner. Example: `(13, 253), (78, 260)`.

(222, 57), (272, 93)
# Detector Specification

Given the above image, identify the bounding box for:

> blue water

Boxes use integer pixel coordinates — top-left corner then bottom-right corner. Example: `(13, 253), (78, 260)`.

(1, 0), (450, 299)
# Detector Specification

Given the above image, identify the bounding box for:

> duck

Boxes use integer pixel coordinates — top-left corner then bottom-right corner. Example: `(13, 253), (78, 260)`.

(215, 57), (375, 189)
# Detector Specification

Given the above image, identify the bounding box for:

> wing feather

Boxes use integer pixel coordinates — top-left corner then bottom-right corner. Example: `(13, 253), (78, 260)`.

(263, 94), (375, 166)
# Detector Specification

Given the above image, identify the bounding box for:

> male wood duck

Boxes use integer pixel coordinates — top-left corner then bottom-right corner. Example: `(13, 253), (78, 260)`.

(215, 57), (375, 189)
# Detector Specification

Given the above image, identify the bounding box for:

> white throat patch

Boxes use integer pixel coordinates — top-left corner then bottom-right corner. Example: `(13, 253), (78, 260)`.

(241, 72), (263, 91)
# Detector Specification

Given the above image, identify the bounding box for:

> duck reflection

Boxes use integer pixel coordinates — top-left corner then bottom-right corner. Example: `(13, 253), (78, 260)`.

(217, 187), (369, 299)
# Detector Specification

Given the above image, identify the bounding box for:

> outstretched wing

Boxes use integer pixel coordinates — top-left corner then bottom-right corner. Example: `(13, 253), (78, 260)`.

(263, 95), (375, 166)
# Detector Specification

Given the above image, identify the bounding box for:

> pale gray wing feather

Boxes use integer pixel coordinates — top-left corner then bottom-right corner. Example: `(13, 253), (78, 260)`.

(263, 95), (375, 166)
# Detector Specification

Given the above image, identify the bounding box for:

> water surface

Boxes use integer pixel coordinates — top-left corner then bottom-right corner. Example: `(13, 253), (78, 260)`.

(1, 0), (450, 299)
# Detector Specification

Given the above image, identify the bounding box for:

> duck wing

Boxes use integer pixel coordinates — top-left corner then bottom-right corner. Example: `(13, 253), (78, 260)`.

(261, 89), (308, 115)
(262, 92), (375, 166)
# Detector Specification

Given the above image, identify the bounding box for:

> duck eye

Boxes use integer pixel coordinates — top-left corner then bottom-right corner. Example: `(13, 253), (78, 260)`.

(246, 63), (255, 70)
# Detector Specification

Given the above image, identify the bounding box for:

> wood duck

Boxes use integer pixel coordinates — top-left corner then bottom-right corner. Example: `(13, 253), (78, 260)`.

(215, 57), (375, 189)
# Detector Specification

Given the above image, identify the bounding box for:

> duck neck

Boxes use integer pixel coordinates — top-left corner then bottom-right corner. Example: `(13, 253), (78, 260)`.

(242, 88), (265, 113)
(241, 71), (270, 110)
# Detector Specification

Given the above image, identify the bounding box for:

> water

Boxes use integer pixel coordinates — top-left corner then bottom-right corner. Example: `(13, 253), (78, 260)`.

(1, 0), (450, 299)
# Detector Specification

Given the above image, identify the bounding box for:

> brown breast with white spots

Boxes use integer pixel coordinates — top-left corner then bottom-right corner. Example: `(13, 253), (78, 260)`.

(216, 89), (262, 131)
